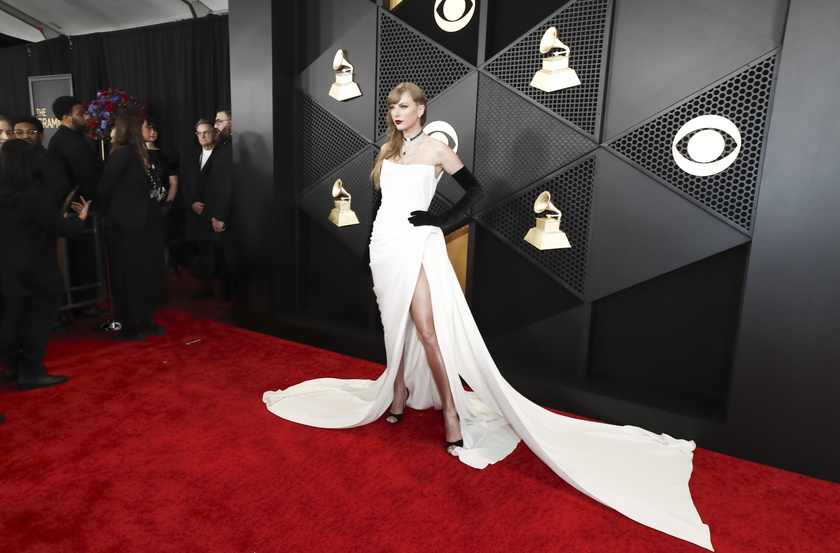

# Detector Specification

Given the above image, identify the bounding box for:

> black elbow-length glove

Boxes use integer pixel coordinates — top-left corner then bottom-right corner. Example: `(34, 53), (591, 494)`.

(408, 166), (484, 229)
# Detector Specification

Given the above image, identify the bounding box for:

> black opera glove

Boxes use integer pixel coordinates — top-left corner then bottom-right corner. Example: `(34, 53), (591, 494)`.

(408, 166), (484, 229)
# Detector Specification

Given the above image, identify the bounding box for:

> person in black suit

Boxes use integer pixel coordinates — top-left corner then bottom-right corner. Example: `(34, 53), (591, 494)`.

(0, 140), (91, 390)
(48, 96), (103, 201)
(48, 96), (106, 316)
(206, 108), (234, 302)
(12, 115), (72, 207)
(97, 111), (167, 342)
(180, 119), (227, 299)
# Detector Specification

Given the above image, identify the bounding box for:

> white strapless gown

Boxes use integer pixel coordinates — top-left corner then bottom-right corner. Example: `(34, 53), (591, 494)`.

(263, 160), (713, 550)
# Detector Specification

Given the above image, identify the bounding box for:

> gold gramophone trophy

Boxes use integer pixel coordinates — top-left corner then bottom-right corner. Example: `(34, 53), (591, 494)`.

(328, 49), (362, 101)
(529, 27), (581, 92)
(524, 191), (571, 250)
(328, 179), (360, 227)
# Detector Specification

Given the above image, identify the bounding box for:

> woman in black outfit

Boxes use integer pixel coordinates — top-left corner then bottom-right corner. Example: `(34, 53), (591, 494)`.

(143, 117), (182, 272)
(98, 111), (167, 341)
(0, 139), (91, 390)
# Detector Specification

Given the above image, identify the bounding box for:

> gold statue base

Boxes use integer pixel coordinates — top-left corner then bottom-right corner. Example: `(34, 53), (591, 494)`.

(328, 200), (359, 226)
(524, 217), (571, 250)
(329, 73), (362, 101)
(529, 55), (581, 92)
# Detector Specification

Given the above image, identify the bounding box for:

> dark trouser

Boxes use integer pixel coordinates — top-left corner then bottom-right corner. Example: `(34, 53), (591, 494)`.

(65, 216), (104, 306)
(197, 239), (231, 293)
(219, 229), (235, 288)
(0, 293), (62, 377)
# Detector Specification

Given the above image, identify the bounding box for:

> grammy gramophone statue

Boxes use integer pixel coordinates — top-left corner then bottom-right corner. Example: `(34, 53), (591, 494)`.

(328, 178), (360, 227)
(328, 49), (362, 101)
(529, 27), (581, 92)
(524, 191), (571, 250)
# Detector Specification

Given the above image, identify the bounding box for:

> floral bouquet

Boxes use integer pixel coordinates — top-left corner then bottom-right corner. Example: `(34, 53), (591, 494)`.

(84, 88), (147, 140)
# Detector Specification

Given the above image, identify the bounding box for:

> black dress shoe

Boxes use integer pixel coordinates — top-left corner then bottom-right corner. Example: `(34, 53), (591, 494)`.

(191, 289), (213, 301)
(121, 324), (147, 342)
(141, 321), (166, 336)
(2, 367), (18, 382)
(18, 373), (69, 391)
(0, 413), (5, 424)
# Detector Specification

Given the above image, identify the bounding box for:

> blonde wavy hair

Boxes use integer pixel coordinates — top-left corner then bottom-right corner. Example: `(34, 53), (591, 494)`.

(370, 82), (428, 188)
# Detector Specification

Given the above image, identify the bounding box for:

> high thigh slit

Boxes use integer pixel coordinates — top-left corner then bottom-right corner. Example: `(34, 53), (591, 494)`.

(263, 159), (713, 550)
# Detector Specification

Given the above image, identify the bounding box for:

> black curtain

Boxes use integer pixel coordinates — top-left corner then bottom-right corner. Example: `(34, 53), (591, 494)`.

(0, 15), (230, 162)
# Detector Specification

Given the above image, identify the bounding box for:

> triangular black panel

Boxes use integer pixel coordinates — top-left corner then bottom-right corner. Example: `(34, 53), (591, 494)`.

(376, 10), (474, 138)
(296, 90), (370, 195)
(297, 148), (378, 259)
(296, 5), (378, 141)
(476, 155), (596, 298)
(585, 150), (750, 301)
(481, 0), (611, 138)
(385, 0), (482, 66)
(606, 53), (778, 233)
(474, 73), (597, 212)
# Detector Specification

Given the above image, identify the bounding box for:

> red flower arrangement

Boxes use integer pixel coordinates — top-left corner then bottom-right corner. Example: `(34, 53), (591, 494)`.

(84, 88), (147, 140)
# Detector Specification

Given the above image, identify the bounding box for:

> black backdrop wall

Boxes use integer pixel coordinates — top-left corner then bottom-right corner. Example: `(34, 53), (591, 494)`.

(0, 15), (230, 162)
(230, 0), (840, 483)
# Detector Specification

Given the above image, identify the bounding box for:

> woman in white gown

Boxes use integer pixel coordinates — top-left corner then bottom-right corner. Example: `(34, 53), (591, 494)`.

(264, 83), (713, 550)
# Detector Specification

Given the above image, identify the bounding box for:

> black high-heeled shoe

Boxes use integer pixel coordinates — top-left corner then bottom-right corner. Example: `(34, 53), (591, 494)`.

(385, 388), (410, 424)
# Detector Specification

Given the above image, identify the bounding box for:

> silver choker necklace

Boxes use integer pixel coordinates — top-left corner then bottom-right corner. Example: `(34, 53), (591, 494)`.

(399, 132), (426, 161)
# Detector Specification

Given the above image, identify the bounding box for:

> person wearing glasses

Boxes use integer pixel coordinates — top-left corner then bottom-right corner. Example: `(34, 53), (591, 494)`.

(11, 116), (45, 147)
(0, 139), (91, 390)
(181, 119), (229, 300)
(201, 108), (234, 303)
(12, 115), (71, 207)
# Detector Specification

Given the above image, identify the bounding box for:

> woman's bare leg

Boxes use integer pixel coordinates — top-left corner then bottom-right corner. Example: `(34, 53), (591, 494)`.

(409, 266), (462, 454)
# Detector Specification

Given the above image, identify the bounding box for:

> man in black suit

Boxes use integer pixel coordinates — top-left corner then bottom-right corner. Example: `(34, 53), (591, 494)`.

(206, 107), (234, 302)
(48, 96), (103, 201)
(180, 119), (227, 300)
(0, 140), (92, 390)
(13, 115), (72, 207)
(47, 96), (106, 316)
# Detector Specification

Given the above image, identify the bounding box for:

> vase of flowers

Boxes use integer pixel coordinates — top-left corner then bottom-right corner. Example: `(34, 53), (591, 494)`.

(84, 88), (147, 141)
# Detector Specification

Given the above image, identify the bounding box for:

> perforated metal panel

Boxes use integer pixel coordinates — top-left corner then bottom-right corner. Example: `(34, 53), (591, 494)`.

(477, 156), (595, 297)
(297, 148), (379, 259)
(428, 192), (453, 218)
(606, 53), (778, 232)
(482, 0), (611, 138)
(376, 11), (474, 138)
(296, 90), (371, 195)
(474, 73), (598, 212)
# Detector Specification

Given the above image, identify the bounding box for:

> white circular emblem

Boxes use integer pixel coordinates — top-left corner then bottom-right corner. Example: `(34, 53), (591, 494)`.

(672, 115), (741, 176)
(424, 121), (459, 153)
(434, 0), (476, 33)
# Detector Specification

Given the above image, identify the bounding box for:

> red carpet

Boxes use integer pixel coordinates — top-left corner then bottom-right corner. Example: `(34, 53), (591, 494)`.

(1, 275), (839, 552)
